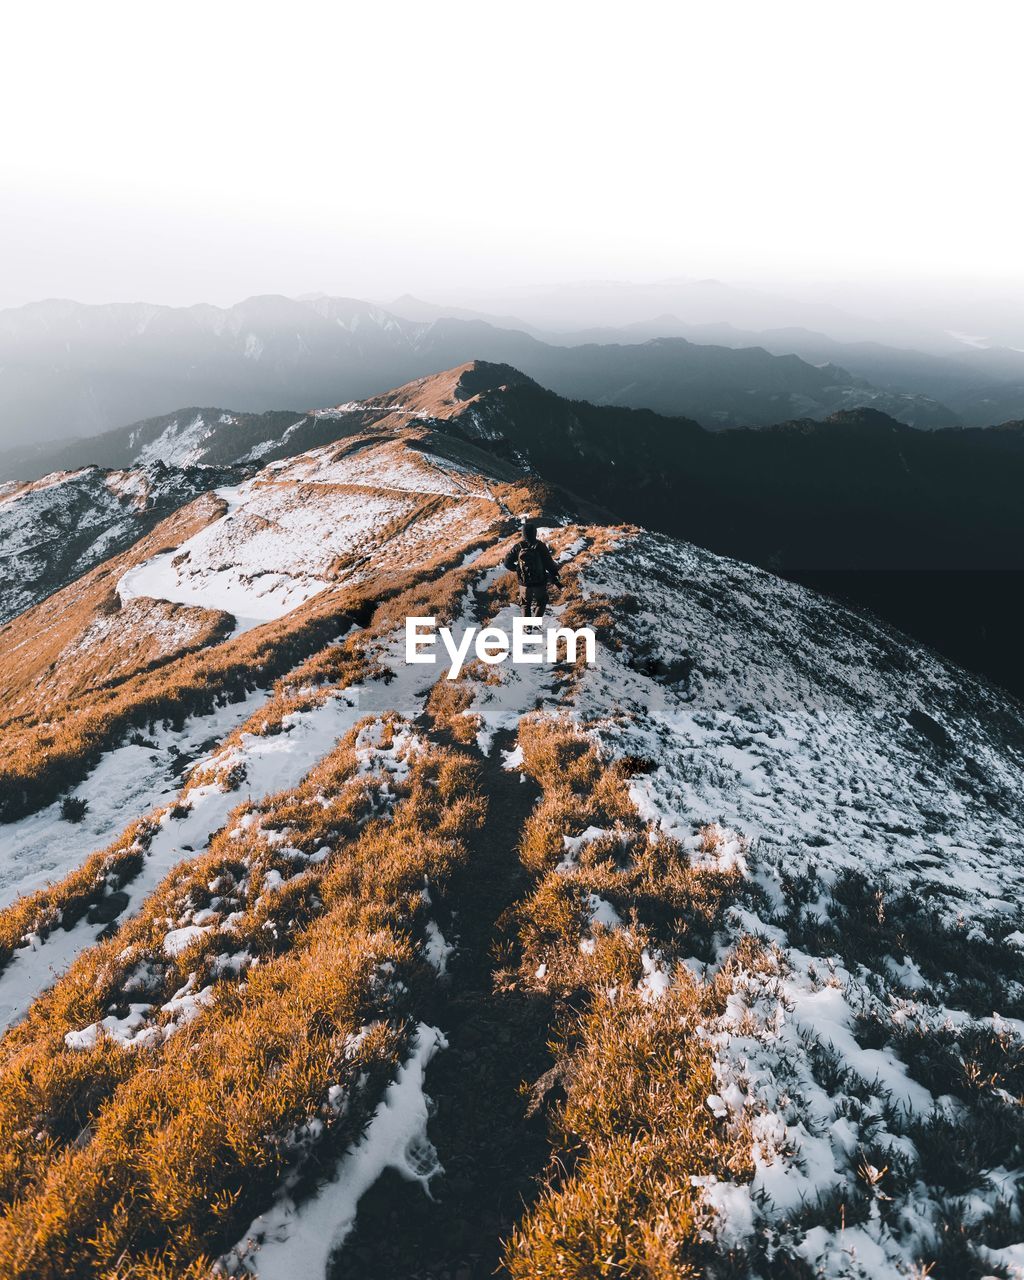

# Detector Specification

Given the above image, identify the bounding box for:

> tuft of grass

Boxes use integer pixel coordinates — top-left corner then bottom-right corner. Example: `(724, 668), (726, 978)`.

(497, 713), (761, 1277)
(504, 966), (757, 1280)
(59, 796), (89, 823)
(0, 820), (152, 974)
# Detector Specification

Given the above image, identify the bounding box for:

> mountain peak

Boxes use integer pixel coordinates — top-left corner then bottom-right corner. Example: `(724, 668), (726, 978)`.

(451, 359), (537, 399)
(368, 361), (538, 419)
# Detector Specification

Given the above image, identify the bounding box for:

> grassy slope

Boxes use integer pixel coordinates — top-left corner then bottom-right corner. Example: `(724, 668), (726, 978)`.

(0, 417), (1022, 1277)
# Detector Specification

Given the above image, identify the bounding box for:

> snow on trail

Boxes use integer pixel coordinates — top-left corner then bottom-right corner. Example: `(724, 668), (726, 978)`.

(0, 562), (493, 1034)
(469, 596), (569, 755)
(388, 560), (571, 756)
(0, 560), (498, 1032)
(127, 690), (368, 904)
(349, 564), (516, 730)
(116, 431), (501, 640)
(223, 1023), (446, 1279)
(459, 535), (602, 755)
(275, 445), (488, 499)
(0, 688), (267, 910)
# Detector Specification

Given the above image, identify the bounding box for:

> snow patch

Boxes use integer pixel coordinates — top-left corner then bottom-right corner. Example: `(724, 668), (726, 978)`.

(223, 1023), (446, 1278)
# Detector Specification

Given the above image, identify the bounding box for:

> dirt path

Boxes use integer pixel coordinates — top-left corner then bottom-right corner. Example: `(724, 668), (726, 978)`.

(330, 725), (554, 1280)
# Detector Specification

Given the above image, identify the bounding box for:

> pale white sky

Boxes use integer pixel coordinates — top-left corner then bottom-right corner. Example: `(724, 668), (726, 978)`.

(1, 0), (1022, 309)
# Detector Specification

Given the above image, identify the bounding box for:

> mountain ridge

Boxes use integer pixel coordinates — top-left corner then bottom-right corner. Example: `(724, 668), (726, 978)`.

(2, 361), (1023, 699)
(0, 411), (1022, 1277)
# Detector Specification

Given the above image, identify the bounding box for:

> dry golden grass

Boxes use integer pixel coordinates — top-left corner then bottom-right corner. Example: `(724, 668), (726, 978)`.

(0, 492), (229, 720)
(0, 635), (375, 981)
(498, 714), (757, 1278)
(514, 715), (634, 876)
(0, 470), (759, 1276)
(0, 525), (527, 987)
(0, 423), (548, 825)
(54, 597), (235, 700)
(0, 715), (483, 1278)
(504, 965), (756, 1280)
(425, 676), (480, 745)
(505, 715), (743, 993)
(0, 531), (508, 823)
(0, 582), (369, 823)
(0, 818), (153, 973)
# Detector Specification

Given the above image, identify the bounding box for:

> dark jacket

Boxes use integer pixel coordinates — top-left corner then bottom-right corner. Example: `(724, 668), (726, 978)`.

(503, 537), (560, 586)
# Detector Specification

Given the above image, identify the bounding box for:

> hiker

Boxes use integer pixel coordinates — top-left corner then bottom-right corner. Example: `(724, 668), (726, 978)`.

(503, 519), (561, 617)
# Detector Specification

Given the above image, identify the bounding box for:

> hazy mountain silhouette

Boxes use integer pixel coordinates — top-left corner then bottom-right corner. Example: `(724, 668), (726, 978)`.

(0, 294), (980, 449)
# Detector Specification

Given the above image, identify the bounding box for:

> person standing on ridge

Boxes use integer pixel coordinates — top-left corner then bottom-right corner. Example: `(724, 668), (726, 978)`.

(504, 518), (561, 617)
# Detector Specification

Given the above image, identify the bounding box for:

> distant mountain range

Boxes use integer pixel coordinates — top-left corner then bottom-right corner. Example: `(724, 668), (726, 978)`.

(6, 361), (1023, 575)
(388, 277), (947, 345)
(386, 276), (1024, 352)
(535, 313), (1024, 428)
(6, 293), (1024, 457)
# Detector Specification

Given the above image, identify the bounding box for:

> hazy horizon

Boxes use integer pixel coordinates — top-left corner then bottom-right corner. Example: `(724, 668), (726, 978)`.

(3, 0), (1022, 331)
(5, 274), (1024, 357)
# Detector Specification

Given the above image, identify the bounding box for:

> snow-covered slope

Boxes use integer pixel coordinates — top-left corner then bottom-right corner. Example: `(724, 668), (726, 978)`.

(116, 437), (502, 634)
(0, 390), (1022, 1279)
(581, 532), (1023, 908)
(0, 461), (237, 624)
(569, 532), (1024, 1275)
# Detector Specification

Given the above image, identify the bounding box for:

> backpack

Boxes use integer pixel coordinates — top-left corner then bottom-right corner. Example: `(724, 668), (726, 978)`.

(517, 541), (548, 585)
